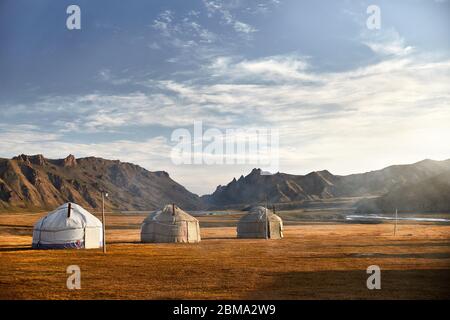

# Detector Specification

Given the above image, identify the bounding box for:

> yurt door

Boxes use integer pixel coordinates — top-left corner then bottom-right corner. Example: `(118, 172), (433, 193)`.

(187, 222), (198, 242)
(269, 221), (280, 239)
(85, 227), (101, 249)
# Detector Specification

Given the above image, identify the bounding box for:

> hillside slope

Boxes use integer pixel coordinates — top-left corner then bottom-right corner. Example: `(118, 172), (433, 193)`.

(356, 170), (450, 213)
(0, 154), (202, 212)
(202, 168), (338, 206)
(203, 159), (450, 208)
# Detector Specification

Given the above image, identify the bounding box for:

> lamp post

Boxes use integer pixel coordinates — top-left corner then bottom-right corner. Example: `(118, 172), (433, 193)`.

(394, 208), (398, 237)
(101, 191), (108, 253)
(265, 197), (269, 240)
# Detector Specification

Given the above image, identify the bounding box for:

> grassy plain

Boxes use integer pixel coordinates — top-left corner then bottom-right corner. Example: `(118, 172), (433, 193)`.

(0, 211), (449, 299)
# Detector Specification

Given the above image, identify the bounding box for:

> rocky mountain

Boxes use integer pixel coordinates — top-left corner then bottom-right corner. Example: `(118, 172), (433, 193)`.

(202, 168), (338, 206)
(203, 159), (450, 209)
(0, 154), (202, 212)
(356, 170), (450, 213)
(2, 154), (449, 213)
(334, 159), (450, 197)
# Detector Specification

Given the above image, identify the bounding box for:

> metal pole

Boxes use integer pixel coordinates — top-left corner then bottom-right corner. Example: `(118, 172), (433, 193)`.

(394, 208), (398, 237)
(102, 192), (106, 253)
(265, 197), (269, 240)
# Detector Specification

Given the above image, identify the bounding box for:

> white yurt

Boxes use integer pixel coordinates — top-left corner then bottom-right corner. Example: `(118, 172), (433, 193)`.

(237, 206), (283, 239)
(32, 202), (103, 249)
(141, 204), (201, 243)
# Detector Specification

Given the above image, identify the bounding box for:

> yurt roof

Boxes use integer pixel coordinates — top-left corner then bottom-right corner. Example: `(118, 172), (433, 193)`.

(239, 206), (282, 223)
(143, 204), (198, 223)
(34, 202), (102, 230)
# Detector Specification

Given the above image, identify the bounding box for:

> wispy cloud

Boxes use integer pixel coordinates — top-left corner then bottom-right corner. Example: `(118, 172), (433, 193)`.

(97, 69), (132, 85)
(203, 0), (257, 35)
(362, 29), (415, 56)
(0, 124), (172, 169)
(152, 9), (217, 48)
(207, 55), (314, 83)
(1, 0), (449, 194)
(1, 49), (449, 193)
(152, 10), (175, 37)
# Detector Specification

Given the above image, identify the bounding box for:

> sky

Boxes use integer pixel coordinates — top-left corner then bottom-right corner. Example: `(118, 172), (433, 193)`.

(0, 0), (449, 195)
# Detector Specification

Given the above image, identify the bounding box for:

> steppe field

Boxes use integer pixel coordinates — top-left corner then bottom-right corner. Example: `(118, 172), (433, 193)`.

(0, 210), (449, 300)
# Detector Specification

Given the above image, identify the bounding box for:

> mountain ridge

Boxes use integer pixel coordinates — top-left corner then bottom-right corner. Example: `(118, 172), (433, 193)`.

(1, 154), (450, 213)
(355, 169), (450, 213)
(203, 159), (450, 209)
(0, 154), (202, 212)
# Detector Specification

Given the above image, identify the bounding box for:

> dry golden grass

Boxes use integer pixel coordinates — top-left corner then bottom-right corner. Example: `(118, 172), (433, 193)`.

(0, 213), (449, 299)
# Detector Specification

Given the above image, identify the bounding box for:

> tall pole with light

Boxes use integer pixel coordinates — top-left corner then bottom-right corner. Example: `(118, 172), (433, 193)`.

(265, 196), (269, 240)
(101, 191), (108, 253)
(394, 208), (398, 237)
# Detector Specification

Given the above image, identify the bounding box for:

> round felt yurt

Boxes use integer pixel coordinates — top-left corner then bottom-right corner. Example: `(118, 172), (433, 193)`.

(236, 206), (283, 239)
(32, 202), (103, 249)
(141, 204), (201, 243)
